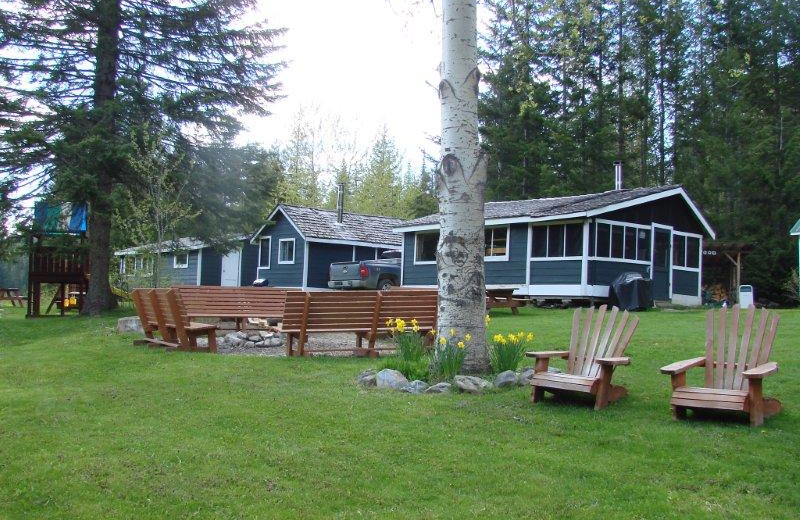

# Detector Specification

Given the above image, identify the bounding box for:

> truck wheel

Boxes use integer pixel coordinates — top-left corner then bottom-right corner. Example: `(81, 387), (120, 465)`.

(378, 278), (395, 291)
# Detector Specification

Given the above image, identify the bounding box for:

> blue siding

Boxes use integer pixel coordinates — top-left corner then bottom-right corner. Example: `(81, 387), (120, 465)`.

(588, 260), (648, 285)
(486, 223), (527, 285)
(307, 243), (355, 288)
(255, 212), (305, 287)
(673, 269), (699, 296)
(530, 260), (582, 284)
(160, 250), (199, 285)
(240, 242), (260, 286)
(402, 232), (437, 285)
(200, 247), (222, 286)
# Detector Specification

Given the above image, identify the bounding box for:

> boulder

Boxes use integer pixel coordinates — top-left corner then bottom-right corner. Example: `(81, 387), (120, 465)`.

(375, 369), (408, 389)
(247, 334), (262, 342)
(116, 316), (143, 334)
(453, 375), (493, 394)
(258, 330), (274, 339)
(424, 382), (452, 394)
(266, 336), (283, 347)
(235, 330), (249, 340)
(494, 370), (518, 388)
(254, 341), (266, 348)
(243, 341), (255, 349)
(517, 366), (563, 386)
(401, 380), (429, 394)
(356, 369), (377, 387)
(196, 337), (209, 348)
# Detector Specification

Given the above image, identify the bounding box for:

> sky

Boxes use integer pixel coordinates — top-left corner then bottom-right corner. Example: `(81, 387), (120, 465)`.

(239, 1), (456, 171)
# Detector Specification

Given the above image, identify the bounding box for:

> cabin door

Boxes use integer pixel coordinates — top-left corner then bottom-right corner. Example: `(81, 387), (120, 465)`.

(651, 226), (672, 301)
(220, 249), (241, 286)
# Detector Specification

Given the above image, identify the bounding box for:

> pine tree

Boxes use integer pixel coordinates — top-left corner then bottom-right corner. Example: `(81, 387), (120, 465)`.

(0, 0), (283, 313)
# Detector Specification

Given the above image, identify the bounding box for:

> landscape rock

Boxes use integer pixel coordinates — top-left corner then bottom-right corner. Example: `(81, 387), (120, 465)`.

(247, 334), (261, 342)
(375, 369), (408, 389)
(517, 366), (563, 386)
(235, 331), (249, 340)
(356, 369), (377, 387)
(494, 370), (518, 388)
(196, 337), (209, 348)
(116, 316), (143, 334)
(424, 382), (452, 394)
(401, 380), (429, 394)
(243, 341), (255, 349)
(453, 375), (493, 394)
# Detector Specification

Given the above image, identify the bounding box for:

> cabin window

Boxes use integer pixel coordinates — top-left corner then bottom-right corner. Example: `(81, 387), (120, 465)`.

(611, 225), (624, 258)
(119, 257), (127, 274)
(637, 229), (651, 261)
(174, 252), (189, 269)
(624, 228), (637, 260)
(259, 237), (271, 269)
(415, 232), (438, 264)
(134, 257), (143, 271)
(278, 238), (295, 264)
(484, 226), (509, 259)
(595, 224), (610, 257)
(686, 237), (700, 268)
(673, 235), (686, 267)
(532, 223), (583, 258)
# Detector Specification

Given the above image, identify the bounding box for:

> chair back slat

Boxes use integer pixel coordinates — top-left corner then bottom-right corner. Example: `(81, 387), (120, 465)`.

(573, 306), (594, 375)
(723, 304), (740, 388)
(580, 305), (607, 376)
(566, 308), (582, 373)
(606, 311), (630, 357)
(587, 306), (620, 378)
(704, 305), (780, 390)
(732, 305), (756, 390)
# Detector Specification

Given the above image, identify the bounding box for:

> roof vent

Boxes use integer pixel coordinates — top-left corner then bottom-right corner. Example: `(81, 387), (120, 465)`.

(336, 183), (345, 223)
(614, 161), (623, 190)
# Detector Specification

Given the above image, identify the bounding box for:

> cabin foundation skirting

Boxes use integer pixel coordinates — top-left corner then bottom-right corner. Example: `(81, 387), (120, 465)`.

(670, 293), (701, 306)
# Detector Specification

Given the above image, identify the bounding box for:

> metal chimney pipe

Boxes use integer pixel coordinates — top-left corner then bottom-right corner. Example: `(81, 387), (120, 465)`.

(336, 183), (344, 223)
(614, 161), (623, 190)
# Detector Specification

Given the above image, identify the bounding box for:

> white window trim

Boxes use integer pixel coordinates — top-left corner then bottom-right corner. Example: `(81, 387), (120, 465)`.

(530, 223), (583, 260)
(485, 225), (510, 262)
(413, 231), (438, 265)
(258, 237), (271, 269)
(672, 231), (702, 272)
(119, 257), (126, 274)
(594, 220), (652, 263)
(278, 238), (296, 265)
(173, 252), (189, 269)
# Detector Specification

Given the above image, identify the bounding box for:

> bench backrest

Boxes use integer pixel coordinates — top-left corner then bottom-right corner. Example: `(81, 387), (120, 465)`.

(704, 304), (779, 390)
(282, 291), (380, 333)
(566, 305), (639, 378)
(173, 285), (286, 319)
(132, 288), (160, 331)
(376, 289), (437, 331)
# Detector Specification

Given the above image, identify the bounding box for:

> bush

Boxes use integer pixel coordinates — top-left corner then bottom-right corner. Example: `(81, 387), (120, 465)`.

(379, 356), (430, 382)
(488, 331), (534, 373)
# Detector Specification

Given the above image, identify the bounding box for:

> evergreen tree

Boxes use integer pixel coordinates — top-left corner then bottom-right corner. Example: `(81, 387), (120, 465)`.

(0, 0), (283, 313)
(351, 128), (406, 217)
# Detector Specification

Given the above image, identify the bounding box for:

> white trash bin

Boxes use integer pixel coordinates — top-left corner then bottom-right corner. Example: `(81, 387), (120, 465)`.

(739, 285), (755, 308)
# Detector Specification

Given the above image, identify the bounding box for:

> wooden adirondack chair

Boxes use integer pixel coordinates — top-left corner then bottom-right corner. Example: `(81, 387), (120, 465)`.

(526, 305), (640, 410)
(660, 304), (781, 426)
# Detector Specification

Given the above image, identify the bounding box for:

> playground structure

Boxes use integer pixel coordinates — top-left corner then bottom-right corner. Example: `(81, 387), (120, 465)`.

(26, 202), (89, 317)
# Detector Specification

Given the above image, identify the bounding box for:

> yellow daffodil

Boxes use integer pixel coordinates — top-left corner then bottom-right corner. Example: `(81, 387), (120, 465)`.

(464, 333), (472, 342)
(449, 328), (456, 337)
(395, 318), (406, 333)
(429, 329), (437, 336)
(484, 314), (491, 325)
(385, 318), (393, 327)
(492, 333), (504, 342)
(457, 341), (465, 349)
(412, 324), (420, 333)
(411, 318), (418, 326)
(439, 337), (447, 346)
(526, 332), (535, 342)
(507, 333), (516, 342)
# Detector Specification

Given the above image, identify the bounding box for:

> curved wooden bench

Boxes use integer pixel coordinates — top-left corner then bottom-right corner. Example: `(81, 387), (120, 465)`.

(131, 288), (217, 352)
(173, 286), (287, 330)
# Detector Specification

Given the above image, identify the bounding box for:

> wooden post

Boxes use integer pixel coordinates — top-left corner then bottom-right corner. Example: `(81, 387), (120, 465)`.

(748, 378), (764, 427)
(298, 292), (310, 357)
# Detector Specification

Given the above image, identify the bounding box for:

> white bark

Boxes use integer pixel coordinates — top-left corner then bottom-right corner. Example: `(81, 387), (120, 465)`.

(437, 0), (488, 373)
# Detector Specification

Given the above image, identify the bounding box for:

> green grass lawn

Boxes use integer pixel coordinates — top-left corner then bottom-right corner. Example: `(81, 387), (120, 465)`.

(1, 304), (798, 519)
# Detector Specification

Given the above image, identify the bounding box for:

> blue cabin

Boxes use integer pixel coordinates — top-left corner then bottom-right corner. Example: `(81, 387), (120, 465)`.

(247, 204), (403, 288)
(395, 185), (716, 306)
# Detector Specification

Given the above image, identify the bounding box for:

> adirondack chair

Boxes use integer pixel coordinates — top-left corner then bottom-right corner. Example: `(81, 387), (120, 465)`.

(660, 304), (781, 426)
(526, 305), (640, 410)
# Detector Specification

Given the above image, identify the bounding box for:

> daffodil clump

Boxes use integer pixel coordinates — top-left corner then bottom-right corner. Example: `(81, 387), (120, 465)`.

(488, 329), (535, 373)
(385, 317), (426, 362)
(429, 327), (470, 382)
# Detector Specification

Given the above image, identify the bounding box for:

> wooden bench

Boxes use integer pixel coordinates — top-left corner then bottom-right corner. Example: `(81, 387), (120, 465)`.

(660, 304), (781, 426)
(0, 288), (26, 307)
(486, 288), (523, 315)
(131, 288), (217, 352)
(282, 289), (438, 357)
(173, 285), (287, 329)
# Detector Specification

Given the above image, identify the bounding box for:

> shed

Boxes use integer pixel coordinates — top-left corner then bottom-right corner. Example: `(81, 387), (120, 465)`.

(247, 204), (404, 288)
(395, 185), (716, 306)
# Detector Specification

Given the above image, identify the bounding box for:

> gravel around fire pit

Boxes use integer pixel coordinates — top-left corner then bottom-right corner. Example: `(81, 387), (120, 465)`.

(215, 330), (395, 357)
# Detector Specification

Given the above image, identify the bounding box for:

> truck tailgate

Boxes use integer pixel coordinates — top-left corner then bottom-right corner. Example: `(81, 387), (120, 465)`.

(329, 261), (361, 281)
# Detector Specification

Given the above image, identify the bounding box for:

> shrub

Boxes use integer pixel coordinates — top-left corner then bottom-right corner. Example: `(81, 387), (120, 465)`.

(379, 356), (430, 382)
(488, 331), (534, 373)
(429, 331), (468, 382)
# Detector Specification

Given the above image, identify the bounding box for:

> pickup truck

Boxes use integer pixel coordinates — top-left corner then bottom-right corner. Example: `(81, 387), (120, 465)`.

(328, 250), (402, 290)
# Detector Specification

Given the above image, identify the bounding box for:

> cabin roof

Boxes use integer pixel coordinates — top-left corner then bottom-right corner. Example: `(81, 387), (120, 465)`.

(252, 204), (404, 247)
(790, 218), (800, 236)
(396, 185), (716, 238)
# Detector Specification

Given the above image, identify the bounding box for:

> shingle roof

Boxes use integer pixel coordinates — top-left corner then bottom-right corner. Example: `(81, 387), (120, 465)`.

(277, 205), (404, 246)
(400, 185), (682, 227)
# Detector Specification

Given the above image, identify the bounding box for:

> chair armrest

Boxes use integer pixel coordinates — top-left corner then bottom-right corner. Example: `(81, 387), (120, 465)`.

(660, 357), (706, 375)
(595, 357), (630, 366)
(742, 362), (778, 379)
(525, 350), (569, 359)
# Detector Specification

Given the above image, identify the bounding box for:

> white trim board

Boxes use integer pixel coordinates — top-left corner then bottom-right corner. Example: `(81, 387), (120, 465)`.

(258, 236), (271, 270)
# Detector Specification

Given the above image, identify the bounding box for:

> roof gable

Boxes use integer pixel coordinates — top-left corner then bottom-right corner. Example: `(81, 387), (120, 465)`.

(791, 218), (800, 236)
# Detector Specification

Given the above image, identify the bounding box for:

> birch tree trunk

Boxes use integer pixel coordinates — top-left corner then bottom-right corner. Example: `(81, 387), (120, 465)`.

(437, 0), (488, 373)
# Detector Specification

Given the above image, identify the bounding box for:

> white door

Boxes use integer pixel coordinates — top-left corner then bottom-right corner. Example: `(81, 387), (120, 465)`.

(220, 249), (241, 286)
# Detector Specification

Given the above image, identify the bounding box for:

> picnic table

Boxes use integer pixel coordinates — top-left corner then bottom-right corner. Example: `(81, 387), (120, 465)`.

(0, 288), (26, 307)
(486, 288), (523, 315)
